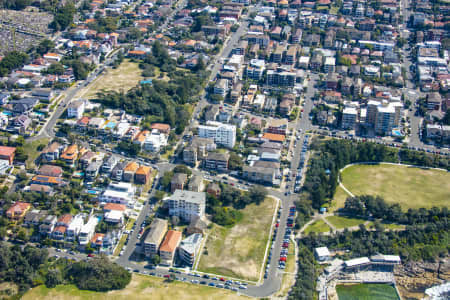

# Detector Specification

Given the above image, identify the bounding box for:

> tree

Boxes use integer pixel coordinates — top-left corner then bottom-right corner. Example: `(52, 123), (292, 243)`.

(68, 257), (131, 291)
(248, 186), (267, 205)
(151, 254), (161, 265)
(126, 27), (142, 42)
(45, 269), (63, 288)
(16, 229), (28, 242)
(47, 62), (65, 75)
(173, 165), (192, 176)
(50, 2), (76, 31)
(228, 152), (243, 170)
(36, 39), (55, 56)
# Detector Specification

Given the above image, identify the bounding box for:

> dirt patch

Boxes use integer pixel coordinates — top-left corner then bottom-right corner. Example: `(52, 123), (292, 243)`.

(394, 259), (450, 299)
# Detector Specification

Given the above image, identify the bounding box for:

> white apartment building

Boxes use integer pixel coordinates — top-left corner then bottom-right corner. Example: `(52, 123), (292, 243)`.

(179, 233), (202, 266)
(214, 79), (228, 98)
(67, 99), (85, 119)
(342, 107), (357, 130)
(366, 100), (403, 134)
(78, 216), (98, 246)
(167, 190), (206, 222)
(99, 182), (136, 207)
(143, 131), (168, 152)
(198, 121), (236, 148)
(66, 214), (84, 242)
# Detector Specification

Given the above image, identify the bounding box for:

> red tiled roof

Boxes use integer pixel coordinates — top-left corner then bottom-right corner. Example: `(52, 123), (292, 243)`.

(0, 146), (16, 157)
(159, 230), (182, 253)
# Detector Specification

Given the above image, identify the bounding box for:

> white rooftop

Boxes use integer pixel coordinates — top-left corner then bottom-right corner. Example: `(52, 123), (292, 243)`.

(344, 257), (370, 267)
(315, 247), (330, 257)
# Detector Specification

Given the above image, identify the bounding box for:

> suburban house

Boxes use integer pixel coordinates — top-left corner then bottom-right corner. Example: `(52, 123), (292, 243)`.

(170, 173), (188, 193)
(188, 175), (204, 192)
(6, 202), (31, 219)
(123, 162), (139, 182)
(135, 165), (152, 184)
(60, 144), (79, 165)
(111, 161), (127, 181)
(0, 146), (16, 165)
(206, 183), (221, 197)
(37, 164), (63, 177)
(39, 215), (57, 235)
(41, 142), (64, 161)
(151, 123), (171, 134)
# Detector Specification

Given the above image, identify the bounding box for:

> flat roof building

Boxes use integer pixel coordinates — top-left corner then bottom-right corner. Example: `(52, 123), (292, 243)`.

(144, 218), (168, 257)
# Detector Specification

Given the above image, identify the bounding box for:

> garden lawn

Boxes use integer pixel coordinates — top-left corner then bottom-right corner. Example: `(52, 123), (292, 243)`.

(23, 274), (247, 300)
(340, 164), (450, 210)
(198, 197), (276, 281)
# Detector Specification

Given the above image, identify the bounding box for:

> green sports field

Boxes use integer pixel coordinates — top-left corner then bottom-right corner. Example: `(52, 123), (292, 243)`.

(336, 283), (400, 300)
(340, 164), (450, 210)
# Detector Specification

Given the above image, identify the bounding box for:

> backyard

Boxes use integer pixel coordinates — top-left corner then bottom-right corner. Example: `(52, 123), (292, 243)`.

(340, 164), (450, 210)
(198, 197), (276, 281)
(23, 274), (247, 300)
(76, 59), (143, 99)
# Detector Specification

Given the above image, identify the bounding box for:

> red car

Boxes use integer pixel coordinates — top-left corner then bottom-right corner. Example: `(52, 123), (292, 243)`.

(219, 277), (225, 281)
(164, 274), (170, 279)
(87, 253), (95, 257)
(279, 257), (286, 262)
(275, 223), (279, 228)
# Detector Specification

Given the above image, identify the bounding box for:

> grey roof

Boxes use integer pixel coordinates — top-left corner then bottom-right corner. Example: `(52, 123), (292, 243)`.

(206, 152), (230, 161)
(144, 218), (168, 245)
(171, 190), (206, 205)
(179, 233), (202, 255)
(188, 175), (203, 189)
(171, 173), (188, 185)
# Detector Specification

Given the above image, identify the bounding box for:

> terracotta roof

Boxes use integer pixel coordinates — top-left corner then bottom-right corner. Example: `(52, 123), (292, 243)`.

(262, 133), (286, 142)
(61, 144), (78, 160)
(104, 203), (126, 211)
(159, 230), (182, 253)
(129, 50), (146, 55)
(136, 165), (151, 175)
(124, 161), (139, 172)
(57, 214), (73, 225)
(7, 202), (31, 215)
(91, 233), (105, 245)
(151, 123), (171, 132)
(53, 225), (67, 234)
(0, 146), (16, 157)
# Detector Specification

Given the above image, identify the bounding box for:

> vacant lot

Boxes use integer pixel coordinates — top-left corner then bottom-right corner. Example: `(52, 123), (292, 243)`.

(304, 219), (330, 234)
(341, 164), (450, 210)
(77, 59), (143, 99)
(24, 138), (50, 169)
(23, 274), (247, 300)
(336, 283), (400, 300)
(198, 197), (276, 281)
